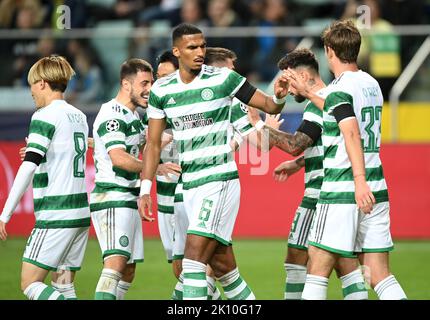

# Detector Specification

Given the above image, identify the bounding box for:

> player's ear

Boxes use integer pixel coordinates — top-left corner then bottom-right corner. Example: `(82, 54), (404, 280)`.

(121, 77), (131, 91)
(39, 79), (46, 90)
(172, 46), (180, 59)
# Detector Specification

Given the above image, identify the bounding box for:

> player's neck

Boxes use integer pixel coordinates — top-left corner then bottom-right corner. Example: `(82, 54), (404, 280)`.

(308, 77), (326, 92)
(42, 92), (64, 107)
(178, 66), (200, 84)
(115, 91), (136, 112)
(333, 63), (359, 78)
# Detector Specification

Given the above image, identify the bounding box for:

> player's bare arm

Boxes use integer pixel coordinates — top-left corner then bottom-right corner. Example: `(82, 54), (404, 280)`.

(338, 118), (376, 213)
(245, 107), (284, 151)
(266, 127), (314, 156)
(139, 117), (166, 220)
(109, 148), (143, 173)
(273, 156), (304, 182)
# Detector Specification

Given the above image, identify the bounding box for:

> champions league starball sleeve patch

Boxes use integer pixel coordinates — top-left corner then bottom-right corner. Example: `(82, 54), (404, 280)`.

(106, 119), (120, 132)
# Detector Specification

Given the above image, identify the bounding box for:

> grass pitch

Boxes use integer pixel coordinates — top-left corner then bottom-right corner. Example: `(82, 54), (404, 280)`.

(0, 238), (429, 300)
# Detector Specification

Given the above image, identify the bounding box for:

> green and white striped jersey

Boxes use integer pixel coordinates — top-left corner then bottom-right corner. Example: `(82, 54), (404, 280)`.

(90, 99), (146, 212)
(320, 70), (388, 204)
(26, 100), (90, 228)
(300, 89), (326, 210)
(147, 65), (246, 190)
(230, 98), (255, 137)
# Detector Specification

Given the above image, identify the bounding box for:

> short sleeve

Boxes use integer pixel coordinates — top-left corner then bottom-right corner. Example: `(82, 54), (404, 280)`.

(97, 117), (127, 152)
(147, 90), (166, 119)
(324, 91), (353, 113)
(224, 69), (246, 98)
(303, 102), (323, 129)
(230, 101), (255, 137)
(26, 112), (56, 157)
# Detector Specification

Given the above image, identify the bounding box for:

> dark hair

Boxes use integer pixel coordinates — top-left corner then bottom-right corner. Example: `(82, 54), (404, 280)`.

(205, 47), (237, 65)
(321, 20), (361, 63)
(172, 23), (203, 44)
(277, 48), (319, 74)
(156, 50), (179, 69)
(120, 58), (153, 83)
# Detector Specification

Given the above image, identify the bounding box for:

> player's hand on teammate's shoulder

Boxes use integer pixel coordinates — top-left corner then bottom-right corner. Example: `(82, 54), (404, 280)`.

(0, 221), (7, 241)
(354, 176), (376, 214)
(264, 113), (284, 130)
(138, 195), (155, 222)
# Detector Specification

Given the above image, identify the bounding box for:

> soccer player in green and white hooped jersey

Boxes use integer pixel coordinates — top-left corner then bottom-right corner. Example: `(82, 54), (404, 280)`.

(288, 20), (406, 300)
(169, 46), (283, 300)
(139, 23), (289, 300)
(91, 59), (155, 300)
(0, 56), (89, 300)
(268, 49), (367, 300)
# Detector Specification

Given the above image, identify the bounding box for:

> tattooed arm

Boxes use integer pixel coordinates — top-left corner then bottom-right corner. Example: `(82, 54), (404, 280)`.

(264, 126), (314, 156)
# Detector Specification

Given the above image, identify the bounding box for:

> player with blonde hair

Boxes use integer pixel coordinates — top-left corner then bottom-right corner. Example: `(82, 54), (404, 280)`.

(0, 55), (90, 300)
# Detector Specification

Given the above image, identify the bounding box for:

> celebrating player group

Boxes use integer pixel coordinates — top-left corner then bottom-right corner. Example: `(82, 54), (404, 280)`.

(0, 20), (406, 300)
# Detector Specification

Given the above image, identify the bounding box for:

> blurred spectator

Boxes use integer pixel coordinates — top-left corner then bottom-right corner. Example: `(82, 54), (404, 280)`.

(0, 0), (44, 29)
(249, 0), (299, 82)
(66, 48), (104, 106)
(88, 0), (149, 25)
(12, 36), (57, 87)
(0, 0), (47, 85)
(180, 0), (208, 28)
(206, 0), (248, 74)
(138, 0), (182, 27)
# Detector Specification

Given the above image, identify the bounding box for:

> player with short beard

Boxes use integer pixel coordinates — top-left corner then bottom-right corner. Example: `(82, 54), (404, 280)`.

(91, 58), (154, 300)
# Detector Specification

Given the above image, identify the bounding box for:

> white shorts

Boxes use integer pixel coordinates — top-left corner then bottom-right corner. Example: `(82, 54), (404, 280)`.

(172, 197), (187, 260)
(288, 206), (316, 250)
(23, 227), (89, 271)
(91, 207), (144, 264)
(183, 179), (240, 246)
(308, 202), (393, 256)
(158, 212), (175, 262)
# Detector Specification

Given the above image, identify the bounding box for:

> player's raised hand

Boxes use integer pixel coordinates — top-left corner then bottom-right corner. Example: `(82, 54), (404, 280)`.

(355, 177), (376, 214)
(286, 68), (308, 98)
(264, 113), (284, 130)
(0, 221), (7, 241)
(273, 160), (298, 182)
(274, 71), (289, 99)
(156, 162), (182, 181)
(247, 106), (261, 126)
(138, 195), (155, 222)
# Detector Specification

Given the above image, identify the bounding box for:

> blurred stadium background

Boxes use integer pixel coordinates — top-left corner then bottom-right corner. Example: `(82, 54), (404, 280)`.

(0, 0), (430, 299)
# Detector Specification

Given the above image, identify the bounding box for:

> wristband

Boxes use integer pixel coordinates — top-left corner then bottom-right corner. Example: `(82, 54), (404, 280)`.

(139, 179), (152, 196)
(272, 95), (286, 105)
(255, 120), (265, 131)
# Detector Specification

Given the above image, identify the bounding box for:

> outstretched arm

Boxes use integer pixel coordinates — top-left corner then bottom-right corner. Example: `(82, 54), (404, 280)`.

(273, 156), (305, 182)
